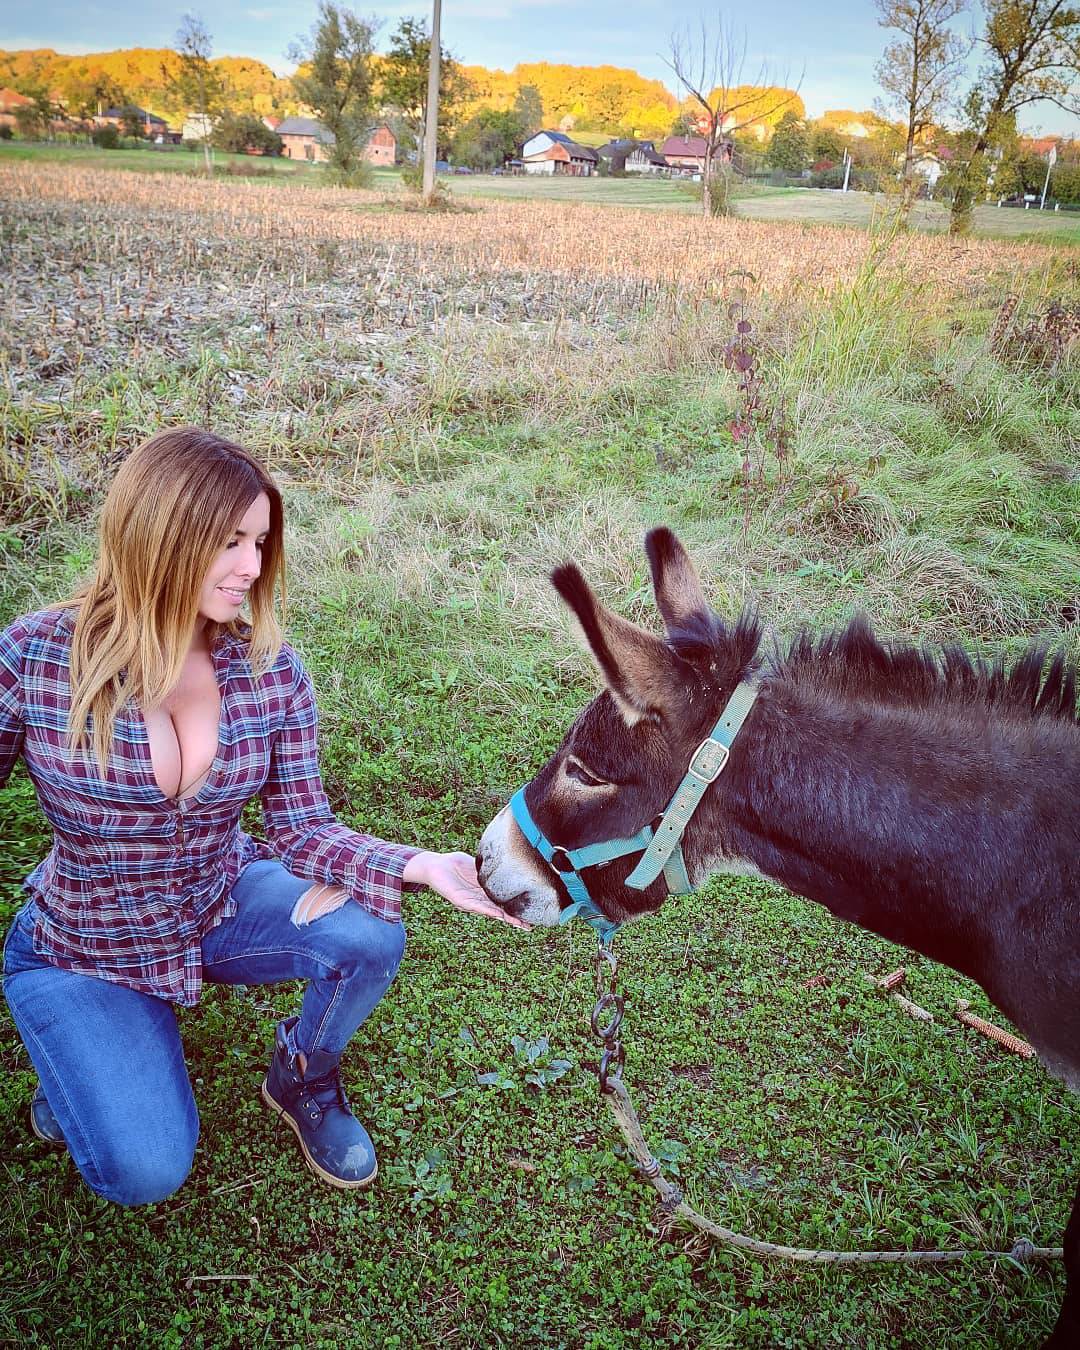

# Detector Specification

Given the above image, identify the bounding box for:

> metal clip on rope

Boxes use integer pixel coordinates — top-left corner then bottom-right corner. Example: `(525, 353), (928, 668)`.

(592, 940), (625, 1094)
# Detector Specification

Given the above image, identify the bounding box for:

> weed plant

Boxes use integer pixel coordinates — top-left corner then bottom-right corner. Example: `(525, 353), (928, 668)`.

(0, 164), (1077, 1348)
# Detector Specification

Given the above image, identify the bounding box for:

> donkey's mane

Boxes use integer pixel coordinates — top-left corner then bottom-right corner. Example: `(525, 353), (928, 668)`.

(671, 607), (1078, 725)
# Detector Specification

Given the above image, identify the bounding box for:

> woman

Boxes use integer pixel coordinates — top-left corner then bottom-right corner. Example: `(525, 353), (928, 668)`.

(0, 427), (526, 1204)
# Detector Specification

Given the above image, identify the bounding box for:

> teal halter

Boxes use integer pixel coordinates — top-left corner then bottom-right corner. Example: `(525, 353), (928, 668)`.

(508, 680), (759, 944)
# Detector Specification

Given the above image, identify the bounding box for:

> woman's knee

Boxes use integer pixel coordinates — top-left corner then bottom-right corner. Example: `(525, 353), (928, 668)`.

(334, 912), (406, 984)
(87, 1138), (196, 1207)
(366, 917), (406, 980)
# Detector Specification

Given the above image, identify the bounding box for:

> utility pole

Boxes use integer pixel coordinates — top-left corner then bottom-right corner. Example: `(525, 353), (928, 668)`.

(421, 0), (442, 204)
(1039, 144), (1057, 210)
(841, 147), (852, 193)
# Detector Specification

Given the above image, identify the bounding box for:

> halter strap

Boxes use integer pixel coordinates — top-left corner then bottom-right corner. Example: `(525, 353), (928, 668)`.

(507, 678), (759, 942)
(625, 679), (759, 890)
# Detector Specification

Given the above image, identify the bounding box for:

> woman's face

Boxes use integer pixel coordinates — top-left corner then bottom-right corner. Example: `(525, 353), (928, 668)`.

(197, 493), (271, 626)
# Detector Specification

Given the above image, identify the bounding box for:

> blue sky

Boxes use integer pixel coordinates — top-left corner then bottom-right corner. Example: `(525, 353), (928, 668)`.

(3, 0), (1077, 135)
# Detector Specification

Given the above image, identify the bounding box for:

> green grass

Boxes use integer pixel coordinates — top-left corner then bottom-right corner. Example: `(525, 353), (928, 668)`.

(0, 139), (318, 178)
(1, 166), (1078, 1348)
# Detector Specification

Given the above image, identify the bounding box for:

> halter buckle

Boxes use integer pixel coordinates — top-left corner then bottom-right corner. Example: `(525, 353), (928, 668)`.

(687, 736), (729, 784)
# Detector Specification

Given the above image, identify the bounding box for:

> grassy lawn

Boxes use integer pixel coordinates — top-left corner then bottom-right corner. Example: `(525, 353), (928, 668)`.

(1, 162), (1078, 1348)
(734, 186), (1080, 242)
(0, 139), (317, 178)
(5, 140), (1078, 242)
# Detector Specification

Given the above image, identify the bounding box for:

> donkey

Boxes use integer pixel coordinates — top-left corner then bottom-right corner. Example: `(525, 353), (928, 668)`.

(476, 528), (1079, 1348)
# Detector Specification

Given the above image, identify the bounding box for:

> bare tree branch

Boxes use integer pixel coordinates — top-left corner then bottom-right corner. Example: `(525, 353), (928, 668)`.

(663, 17), (803, 216)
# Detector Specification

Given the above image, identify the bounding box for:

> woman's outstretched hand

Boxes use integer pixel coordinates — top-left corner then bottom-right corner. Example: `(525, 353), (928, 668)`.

(404, 851), (531, 930)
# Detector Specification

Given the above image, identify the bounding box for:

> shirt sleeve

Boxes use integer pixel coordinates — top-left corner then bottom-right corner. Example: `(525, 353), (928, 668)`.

(259, 655), (420, 923)
(0, 620), (26, 790)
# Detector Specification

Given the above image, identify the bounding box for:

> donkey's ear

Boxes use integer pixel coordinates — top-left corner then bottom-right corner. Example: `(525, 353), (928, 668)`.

(551, 563), (678, 722)
(645, 528), (708, 634)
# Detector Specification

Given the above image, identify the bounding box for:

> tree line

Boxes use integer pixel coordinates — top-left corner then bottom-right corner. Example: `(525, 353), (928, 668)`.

(3, 0), (1076, 225)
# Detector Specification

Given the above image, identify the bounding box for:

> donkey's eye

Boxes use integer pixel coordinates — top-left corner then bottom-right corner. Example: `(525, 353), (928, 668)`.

(566, 758), (609, 789)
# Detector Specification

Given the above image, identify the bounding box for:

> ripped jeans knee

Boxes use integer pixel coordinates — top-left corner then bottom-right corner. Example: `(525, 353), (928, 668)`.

(289, 884), (350, 928)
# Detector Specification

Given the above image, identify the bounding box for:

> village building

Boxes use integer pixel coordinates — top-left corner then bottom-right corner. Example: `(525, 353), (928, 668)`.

(276, 116), (396, 165)
(596, 138), (668, 174)
(521, 130), (599, 176)
(181, 113), (215, 143)
(912, 151), (946, 193)
(1022, 135), (1062, 158)
(661, 135), (732, 174)
(0, 87), (34, 131)
(96, 105), (169, 139)
(362, 124), (396, 166)
(276, 116), (333, 162)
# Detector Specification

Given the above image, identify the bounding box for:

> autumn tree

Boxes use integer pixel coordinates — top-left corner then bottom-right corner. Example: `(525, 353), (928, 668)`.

(379, 17), (470, 161)
(56, 63), (126, 122)
(290, 2), (378, 183)
(512, 84), (543, 137)
(170, 14), (228, 173)
(951, 0), (1080, 232)
(875, 0), (968, 213)
(666, 18), (802, 215)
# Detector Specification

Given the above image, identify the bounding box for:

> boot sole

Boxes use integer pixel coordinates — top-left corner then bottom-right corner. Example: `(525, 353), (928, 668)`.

(30, 1114), (66, 1147)
(261, 1078), (378, 1190)
(30, 1096), (66, 1147)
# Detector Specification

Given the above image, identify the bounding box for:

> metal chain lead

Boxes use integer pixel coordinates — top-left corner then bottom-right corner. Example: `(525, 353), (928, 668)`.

(591, 939), (625, 1092)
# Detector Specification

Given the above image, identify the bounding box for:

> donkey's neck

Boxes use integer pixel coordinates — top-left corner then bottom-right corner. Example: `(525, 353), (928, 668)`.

(684, 685), (1035, 987)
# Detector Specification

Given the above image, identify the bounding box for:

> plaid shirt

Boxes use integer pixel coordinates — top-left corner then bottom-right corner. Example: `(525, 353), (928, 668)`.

(0, 607), (419, 1006)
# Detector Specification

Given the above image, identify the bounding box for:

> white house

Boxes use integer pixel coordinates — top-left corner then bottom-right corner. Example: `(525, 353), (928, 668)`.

(912, 151), (945, 192)
(181, 113), (215, 143)
(521, 130), (599, 177)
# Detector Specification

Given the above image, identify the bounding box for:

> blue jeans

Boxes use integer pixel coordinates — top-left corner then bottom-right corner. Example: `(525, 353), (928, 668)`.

(2, 859), (405, 1207)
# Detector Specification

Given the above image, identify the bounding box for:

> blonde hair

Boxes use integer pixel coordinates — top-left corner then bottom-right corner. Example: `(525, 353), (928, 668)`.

(66, 427), (286, 771)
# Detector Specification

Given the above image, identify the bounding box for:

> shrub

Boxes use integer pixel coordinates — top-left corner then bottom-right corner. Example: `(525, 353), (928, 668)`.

(211, 111), (283, 157)
(91, 125), (120, 150)
(330, 159), (374, 189)
(398, 163), (454, 205)
(1051, 164), (1080, 205)
(0, 126), (12, 141)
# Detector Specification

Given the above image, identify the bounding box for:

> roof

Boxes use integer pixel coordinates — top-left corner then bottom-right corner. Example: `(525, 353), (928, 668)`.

(276, 115), (335, 144)
(598, 138), (659, 156)
(102, 105), (167, 125)
(100, 106), (167, 126)
(597, 138), (637, 155)
(662, 136), (709, 157)
(523, 130), (599, 161)
(0, 87), (34, 111)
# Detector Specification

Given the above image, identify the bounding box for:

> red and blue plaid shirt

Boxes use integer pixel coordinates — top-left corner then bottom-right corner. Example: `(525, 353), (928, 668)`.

(0, 607), (419, 1005)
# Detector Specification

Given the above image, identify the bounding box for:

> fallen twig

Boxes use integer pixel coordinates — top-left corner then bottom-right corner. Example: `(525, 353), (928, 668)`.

(863, 968), (934, 1022)
(185, 1274), (255, 1289)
